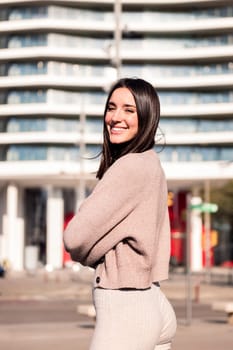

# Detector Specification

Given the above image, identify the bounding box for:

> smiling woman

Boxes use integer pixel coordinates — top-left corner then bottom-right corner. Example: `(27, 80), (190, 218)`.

(64, 78), (177, 350)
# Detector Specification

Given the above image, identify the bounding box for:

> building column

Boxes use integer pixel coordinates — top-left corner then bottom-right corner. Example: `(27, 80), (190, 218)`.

(190, 196), (203, 272)
(4, 184), (24, 270)
(75, 178), (86, 212)
(0, 188), (6, 263)
(46, 187), (64, 269)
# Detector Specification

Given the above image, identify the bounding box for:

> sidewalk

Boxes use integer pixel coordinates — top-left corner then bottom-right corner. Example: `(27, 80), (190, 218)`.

(0, 319), (232, 350)
(0, 267), (94, 301)
(1, 266), (232, 303)
(0, 267), (232, 350)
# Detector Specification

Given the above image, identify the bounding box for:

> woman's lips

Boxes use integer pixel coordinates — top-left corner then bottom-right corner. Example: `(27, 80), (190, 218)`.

(110, 126), (127, 133)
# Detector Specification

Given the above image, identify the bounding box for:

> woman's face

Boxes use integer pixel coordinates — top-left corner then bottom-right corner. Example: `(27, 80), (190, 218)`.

(105, 87), (139, 144)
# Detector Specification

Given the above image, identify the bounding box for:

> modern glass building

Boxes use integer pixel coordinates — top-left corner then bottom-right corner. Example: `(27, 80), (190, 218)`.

(0, 0), (232, 271)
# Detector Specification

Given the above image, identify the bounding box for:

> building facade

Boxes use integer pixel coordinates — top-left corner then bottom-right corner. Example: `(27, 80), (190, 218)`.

(0, 0), (232, 271)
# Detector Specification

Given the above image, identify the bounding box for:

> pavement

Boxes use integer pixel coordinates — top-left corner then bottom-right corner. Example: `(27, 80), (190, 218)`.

(0, 265), (232, 350)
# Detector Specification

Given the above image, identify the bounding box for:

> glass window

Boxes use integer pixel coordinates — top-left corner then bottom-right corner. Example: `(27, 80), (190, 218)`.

(6, 145), (80, 161)
(160, 118), (233, 133)
(122, 62), (233, 77)
(7, 118), (46, 132)
(8, 34), (47, 48)
(0, 147), (6, 160)
(200, 147), (218, 161)
(87, 92), (106, 105)
(7, 90), (46, 104)
(159, 146), (233, 162)
(160, 119), (197, 133)
(121, 35), (233, 51)
(50, 62), (114, 78)
(47, 90), (106, 105)
(158, 91), (232, 105)
(85, 144), (102, 159)
(47, 119), (80, 132)
(0, 119), (7, 132)
(48, 33), (106, 49)
(7, 145), (47, 161)
(86, 118), (103, 133)
(122, 62), (233, 78)
(47, 146), (79, 161)
(7, 62), (47, 76)
(8, 6), (47, 20)
(221, 148), (233, 161)
(49, 6), (113, 22)
(158, 146), (173, 162)
(198, 119), (233, 132)
(5, 145), (233, 162)
(6, 118), (82, 132)
(122, 7), (233, 26)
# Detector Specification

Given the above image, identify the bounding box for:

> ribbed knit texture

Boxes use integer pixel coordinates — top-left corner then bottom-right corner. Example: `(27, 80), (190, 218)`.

(64, 149), (171, 289)
(90, 284), (177, 350)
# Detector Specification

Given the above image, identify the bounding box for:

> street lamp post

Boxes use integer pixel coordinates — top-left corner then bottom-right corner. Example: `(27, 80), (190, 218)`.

(186, 193), (193, 326)
(76, 106), (86, 211)
(114, 0), (122, 79)
(204, 180), (211, 283)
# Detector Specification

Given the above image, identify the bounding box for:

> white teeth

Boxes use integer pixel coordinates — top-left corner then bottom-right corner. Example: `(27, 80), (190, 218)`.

(111, 127), (126, 131)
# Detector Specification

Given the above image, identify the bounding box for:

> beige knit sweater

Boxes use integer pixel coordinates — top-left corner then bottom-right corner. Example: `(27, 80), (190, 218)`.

(64, 149), (171, 289)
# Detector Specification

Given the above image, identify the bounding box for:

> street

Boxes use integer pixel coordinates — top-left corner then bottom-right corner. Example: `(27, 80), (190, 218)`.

(0, 299), (227, 325)
(0, 298), (232, 350)
(0, 269), (232, 350)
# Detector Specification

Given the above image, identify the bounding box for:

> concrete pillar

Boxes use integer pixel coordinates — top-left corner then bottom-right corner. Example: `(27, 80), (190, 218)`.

(190, 196), (203, 272)
(5, 184), (24, 270)
(0, 188), (6, 262)
(204, 180), (211, 282)
(46, 187), (64, 269)
(75, 179), (86, 212)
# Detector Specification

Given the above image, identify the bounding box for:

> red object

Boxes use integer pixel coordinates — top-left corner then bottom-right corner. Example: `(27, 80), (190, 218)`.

(202, 248), (214, 267)
(221, 261), (233, 268)
(201, 227), (214, 267)
(170, 230), (185, 265)
(63, 212), (74, 265)
(169, 191), (188, 265)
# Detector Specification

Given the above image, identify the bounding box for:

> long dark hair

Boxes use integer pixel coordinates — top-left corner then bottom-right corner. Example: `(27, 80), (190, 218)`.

(96, 78), (160, 179)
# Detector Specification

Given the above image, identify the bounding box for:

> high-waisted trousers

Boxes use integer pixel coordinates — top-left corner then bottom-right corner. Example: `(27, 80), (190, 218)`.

(89, 284), (177, 350)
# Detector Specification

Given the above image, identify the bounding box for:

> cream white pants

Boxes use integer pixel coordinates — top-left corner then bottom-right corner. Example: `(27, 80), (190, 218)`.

(90, 284), (177, 350)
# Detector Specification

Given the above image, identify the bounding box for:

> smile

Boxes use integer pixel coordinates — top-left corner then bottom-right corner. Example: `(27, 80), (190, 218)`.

(110, 127), (128, 133)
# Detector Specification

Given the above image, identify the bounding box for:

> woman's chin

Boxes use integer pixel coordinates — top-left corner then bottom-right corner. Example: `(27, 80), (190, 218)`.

(109, 137), (126, 144)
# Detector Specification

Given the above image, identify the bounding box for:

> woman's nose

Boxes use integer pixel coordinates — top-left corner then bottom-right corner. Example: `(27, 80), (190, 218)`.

(111, 108), (122, 122)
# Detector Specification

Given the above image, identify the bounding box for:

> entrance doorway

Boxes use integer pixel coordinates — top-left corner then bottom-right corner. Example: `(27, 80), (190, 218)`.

(24, 188), (47, 266)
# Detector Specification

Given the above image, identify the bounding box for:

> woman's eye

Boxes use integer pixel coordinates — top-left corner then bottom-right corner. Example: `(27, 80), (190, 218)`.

(125, 109), (134, 113)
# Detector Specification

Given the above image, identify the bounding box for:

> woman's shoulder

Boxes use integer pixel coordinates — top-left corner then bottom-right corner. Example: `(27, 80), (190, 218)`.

(118, 149), (159, 166)
(100, 149), (164, 190)
(111, 149), (160, 176)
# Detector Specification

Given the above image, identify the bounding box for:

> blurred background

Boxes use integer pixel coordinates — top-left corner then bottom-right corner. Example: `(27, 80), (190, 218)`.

(0, 0), (232, 279)
(0, 2), (233, 350)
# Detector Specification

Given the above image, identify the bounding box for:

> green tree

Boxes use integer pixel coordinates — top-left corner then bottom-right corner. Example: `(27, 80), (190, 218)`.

(211, 181), (233, 229)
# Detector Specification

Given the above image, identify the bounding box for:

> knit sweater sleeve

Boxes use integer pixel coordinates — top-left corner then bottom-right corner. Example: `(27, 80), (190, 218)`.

(63, 153), (146, 266)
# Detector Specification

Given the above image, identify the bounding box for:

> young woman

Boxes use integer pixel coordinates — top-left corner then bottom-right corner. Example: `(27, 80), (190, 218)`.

(64, 78), (177, 350)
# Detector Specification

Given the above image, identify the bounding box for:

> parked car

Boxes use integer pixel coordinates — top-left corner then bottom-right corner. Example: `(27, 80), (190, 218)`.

(0, 264), (5, 278)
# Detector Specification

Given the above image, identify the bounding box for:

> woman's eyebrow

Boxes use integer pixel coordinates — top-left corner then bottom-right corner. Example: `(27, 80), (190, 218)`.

(124, 103), (136, 108)
(108, 101), (136, 108)
(108, 101), (116, 106)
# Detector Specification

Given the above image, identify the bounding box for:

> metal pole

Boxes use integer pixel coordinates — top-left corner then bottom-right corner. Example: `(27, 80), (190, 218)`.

(204, 180), (211, 283)
(185, 193), (192, 325)
(76, 107), (86, 211)
(114, 0), (122, 79)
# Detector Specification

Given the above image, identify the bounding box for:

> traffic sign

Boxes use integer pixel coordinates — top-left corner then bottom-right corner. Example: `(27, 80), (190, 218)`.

(190, 202), (218, 213)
